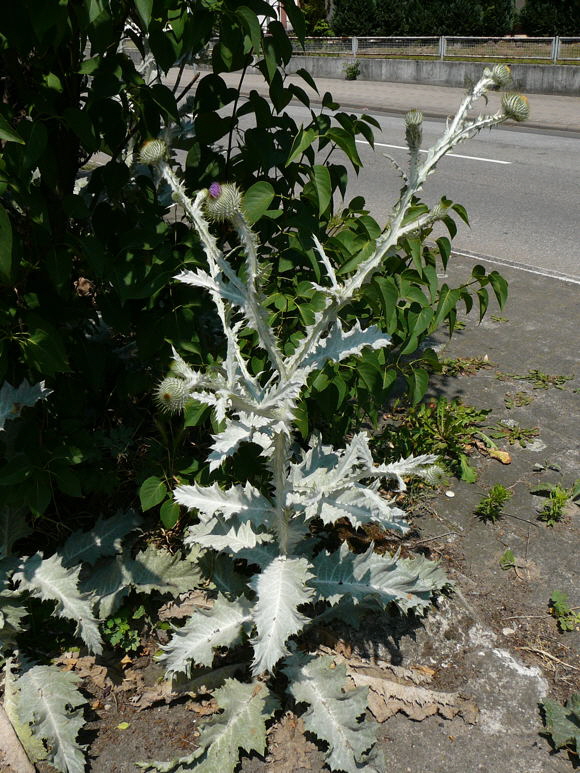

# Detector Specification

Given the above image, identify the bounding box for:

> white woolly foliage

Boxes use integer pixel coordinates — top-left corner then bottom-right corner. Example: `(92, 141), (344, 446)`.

(16, 664), (87, 773)
(144, 68), (522, 772)
(284, 653), (384, 773)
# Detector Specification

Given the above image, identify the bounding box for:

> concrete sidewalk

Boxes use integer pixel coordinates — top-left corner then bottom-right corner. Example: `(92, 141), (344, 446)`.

(213, 70), (580, 134)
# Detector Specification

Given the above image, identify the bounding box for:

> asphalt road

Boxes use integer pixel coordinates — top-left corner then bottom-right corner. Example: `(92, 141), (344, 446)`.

(280, 105), (580, 281)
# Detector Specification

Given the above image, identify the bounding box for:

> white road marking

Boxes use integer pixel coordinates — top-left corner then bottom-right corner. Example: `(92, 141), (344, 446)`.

(452, 249), (580, 285)
(355, 139), (512, 165)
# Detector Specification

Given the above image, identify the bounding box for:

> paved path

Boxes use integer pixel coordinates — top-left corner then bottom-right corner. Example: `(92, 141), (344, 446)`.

(212, 70), (580, 134)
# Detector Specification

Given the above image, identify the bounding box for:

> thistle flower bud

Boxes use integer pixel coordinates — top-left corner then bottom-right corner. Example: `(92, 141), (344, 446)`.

(139, 139), (167, 166)
(489, 64), (511, 88)
(501, 94), (529, 123)
(203, 182), (243, 223)
(430, 201), (451, 220)
(405, 110), (423, 150)
(155, 377), (190, 414)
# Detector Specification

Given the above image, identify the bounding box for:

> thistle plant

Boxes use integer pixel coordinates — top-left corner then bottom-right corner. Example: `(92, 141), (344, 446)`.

(138, 66), (527, 772)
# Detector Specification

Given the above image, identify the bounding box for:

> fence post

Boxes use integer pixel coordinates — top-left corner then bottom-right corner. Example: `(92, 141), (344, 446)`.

(439, 36), (447, 60)
(551, 36), (560, 63)
(352, 36), (358, 56)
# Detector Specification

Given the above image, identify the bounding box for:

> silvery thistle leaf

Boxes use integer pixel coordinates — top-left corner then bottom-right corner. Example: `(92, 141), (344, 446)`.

(174, 482), (274, 525)
(283, 653), (381, 773)
(82, 545), (201, 618)
(185, 517), (273, 554)
(0, 507), (32, 560)
(14, 553), (102, 654)
(291, 320), (390, 382)
(59, 511), (142, 567)
(309, 542), (446, 612)
(17, 664), (87, 773)
(160, 595), (253, 675)
(0, 380), (52, 431)
(138, 679), (278, 773)
(250, 556), (314, 675)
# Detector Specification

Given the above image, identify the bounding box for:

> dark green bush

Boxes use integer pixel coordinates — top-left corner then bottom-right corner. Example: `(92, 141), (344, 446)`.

(519, 0), (580, 35)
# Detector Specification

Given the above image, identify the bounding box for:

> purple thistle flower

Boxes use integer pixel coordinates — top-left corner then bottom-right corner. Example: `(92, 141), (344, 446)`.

(208, 182), (222, 199)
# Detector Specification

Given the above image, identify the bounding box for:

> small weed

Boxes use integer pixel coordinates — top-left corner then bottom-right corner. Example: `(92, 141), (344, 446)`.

(103, 604), (147, 652)
(549, 590), (580, 632)
(496, 369), (574, 390)
(488, 419), (539, 447)
(439, 356), (492, 376)
(491, 315), (509, 323)
(374, 397), (490, 482)
(542, 692), (580, 758)
(504, 391), (533, 409)
(344, 60), (360, 80)
(475, 484), (512, 522)
(499, 548), (516, 570)
(531, 479), (580, 526)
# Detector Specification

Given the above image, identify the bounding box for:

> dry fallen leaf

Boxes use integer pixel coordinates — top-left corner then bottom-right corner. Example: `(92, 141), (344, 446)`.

(488, 448), (512, 464)
(266, 712), (318, 772)
(324, 651), (478, 725)
(158, 590), (214, 620)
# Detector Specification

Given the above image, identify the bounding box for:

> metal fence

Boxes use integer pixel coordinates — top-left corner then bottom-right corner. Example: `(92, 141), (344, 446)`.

(291, 36), (580, 64)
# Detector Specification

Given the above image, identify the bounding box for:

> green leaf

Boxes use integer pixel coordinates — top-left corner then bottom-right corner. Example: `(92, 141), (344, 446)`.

(0, 114), (24, 144)
(408, 367), (429, 404)
(139, 476), (168, 512)
(0, 204), (13, 280)
(542, 693), (580, 751)
(21, 324), (70, 376)
(285, 126), (317, 166)
(160, 499), (180, 529)
(312, 164), (331, 216)
(281, 0), (306, 42)
(436, 236), (451, 268)
(452, 202), (470, 224)
(459, 454), (478, 483)
(135, 0), (153, 28)
(296, 68), (318, 92)
(488, 271), (509, 309)
(326, 127), (362, 167)
(243, 181), (275, 225)
(236, 6), (262, 52)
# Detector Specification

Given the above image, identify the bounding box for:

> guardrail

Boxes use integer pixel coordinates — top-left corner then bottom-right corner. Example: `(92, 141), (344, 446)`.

(291, 36), (580, 64)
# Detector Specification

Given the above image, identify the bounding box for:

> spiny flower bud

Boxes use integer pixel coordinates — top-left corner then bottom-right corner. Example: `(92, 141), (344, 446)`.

(203, 182), (243, 223)
(405, 110), (423, 150)
(489, 64), (511, 87)
(155, 377), (190, 414)
(501, 94), (529, 123)
(430, 201), (451, 220)
(139, 139), (167, 166)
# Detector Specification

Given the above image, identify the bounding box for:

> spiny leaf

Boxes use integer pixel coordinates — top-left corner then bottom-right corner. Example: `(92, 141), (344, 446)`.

(16, 664), (87, 773)
(59, 511), (142, 567)
(185, 517), (272, 554)
(309, 543), (448, 613)
(174, 482), (273, 524)
(15, 553), (101, 653)
(0, 380), (52, 431)
(283, 653), (380, 773)
(160, 595), (253, 674)
(82, 545), (202, 618)
(250, 556), (314, 675)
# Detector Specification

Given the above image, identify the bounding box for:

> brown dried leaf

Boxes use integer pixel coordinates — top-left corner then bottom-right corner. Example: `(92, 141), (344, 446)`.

(266, 712), (318, 772)
(53, 654), (109, 689)
(346, 661), (478, 724)
(158, 590), (214, 621)
(488, 448), (512, 465)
